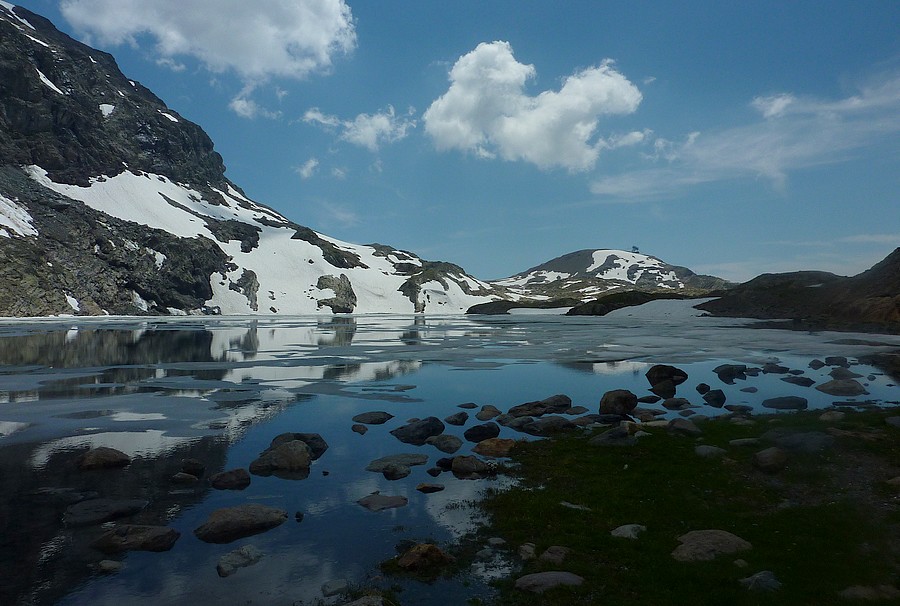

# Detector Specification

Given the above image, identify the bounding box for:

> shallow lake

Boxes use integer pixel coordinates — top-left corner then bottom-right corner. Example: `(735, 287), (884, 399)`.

(1, 304), (898, 605)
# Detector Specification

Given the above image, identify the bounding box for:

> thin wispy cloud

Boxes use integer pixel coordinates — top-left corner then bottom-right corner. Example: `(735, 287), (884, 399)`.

(424, 41), (644, 172)
(295, 157), (319, 179)
(591, 73), (900, 200)
(303, 105), (415, 151)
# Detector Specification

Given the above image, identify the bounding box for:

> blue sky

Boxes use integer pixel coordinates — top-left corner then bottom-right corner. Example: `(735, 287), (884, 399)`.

(14, 0), (900, 281)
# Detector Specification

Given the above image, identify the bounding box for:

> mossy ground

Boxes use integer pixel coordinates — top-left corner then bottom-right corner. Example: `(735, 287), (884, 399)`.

(475, 408), (900, 605)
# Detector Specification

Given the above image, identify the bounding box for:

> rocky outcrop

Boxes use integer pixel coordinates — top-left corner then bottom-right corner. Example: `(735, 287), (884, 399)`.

(697, 249), (900, 333)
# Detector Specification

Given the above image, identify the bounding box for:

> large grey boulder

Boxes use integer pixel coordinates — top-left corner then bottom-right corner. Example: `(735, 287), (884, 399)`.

(646, 364), (688, 387)
(463, 422), (500, 443)
(390, 417), (445, 445)
(671, 529), (752, 561)
(269, 432), (328, 459)
(194, 504), (288, 543)
(425, 434), (463, 454)
(815, 379), (868, 397)
(249, 440), (312, 478)
(599, 389), (638, 415)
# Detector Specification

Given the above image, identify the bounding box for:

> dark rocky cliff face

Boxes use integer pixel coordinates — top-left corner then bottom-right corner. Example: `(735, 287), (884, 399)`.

(0, 6), (226, 188)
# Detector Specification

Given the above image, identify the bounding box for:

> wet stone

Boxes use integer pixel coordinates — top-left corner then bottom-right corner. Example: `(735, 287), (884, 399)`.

(217, 545), (263, 577)
(444, 411), (468, 426)
(194, 504), (288, 543)
(782, 376), (815, 387)
(92, 525), (180, 553)
(210, 468), (251, 490)
(356, 493), (407, 512)
(64, 498), (148, 527)
(351, 411), (394, 425)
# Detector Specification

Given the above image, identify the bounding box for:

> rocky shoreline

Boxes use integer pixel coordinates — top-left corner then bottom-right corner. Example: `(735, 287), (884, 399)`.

(17, 348), (898, 605)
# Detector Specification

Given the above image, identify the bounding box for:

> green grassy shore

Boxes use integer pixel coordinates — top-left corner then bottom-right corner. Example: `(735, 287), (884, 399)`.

(474, 408), (900, 605)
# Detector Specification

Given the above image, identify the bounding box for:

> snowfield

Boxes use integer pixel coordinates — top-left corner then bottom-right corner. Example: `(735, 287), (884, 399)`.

(25, 166), (497, 315)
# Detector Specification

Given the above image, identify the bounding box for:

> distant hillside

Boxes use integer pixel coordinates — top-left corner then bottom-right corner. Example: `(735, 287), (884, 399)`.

(696, 248), (900, 332)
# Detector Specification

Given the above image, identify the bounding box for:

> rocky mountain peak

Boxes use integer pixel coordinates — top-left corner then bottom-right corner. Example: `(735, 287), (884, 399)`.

(0, 4), (226, 187)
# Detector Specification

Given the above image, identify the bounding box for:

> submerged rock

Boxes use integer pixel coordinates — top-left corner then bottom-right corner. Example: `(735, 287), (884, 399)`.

(702, 389), (726, 407)
(475, 405), (502, 421)
(194, 504), (288, 543)
(64, 498), (147, 527)
(269, 432), (328, 459)
(365, 453), (428, 473)
(451, 455), (491, 479)
(249, 441), (312, 478)
(351, 411), (394, 425)
(92, 525), (180, 553)
(217, 545), (263, 577)
(713, 364), (748, 384)
(425, 434), (463, 453)
(815, 379), (868, 397)
(463, 422), (500, 443)
(77, 447), (131, 470)
(390, 417), (445, 445)
(762, 396), (808, 410)
(443, 411), (468, 426)
(210, 468), (251, 490)
(645, 364), (688, 387)
(357, 492), (408, 512)
(396, 543), (455, 571)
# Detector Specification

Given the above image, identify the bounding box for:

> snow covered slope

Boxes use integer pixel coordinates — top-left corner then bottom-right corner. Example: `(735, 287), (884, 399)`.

(0, 3), (500, 316)
(494, 248), (730, 301)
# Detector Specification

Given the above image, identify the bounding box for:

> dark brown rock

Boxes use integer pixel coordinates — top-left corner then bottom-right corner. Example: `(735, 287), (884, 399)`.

(210, 468), (251, 490)
(77, 447), (131, 470)
(599, 389), (638, 415)
(194, 504), (288, 543)
(92, 525), (180, 553)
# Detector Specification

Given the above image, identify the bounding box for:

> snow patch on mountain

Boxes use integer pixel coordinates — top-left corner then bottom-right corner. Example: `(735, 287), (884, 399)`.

(0, 193), (37, 237)
(25, 166), (497, 314)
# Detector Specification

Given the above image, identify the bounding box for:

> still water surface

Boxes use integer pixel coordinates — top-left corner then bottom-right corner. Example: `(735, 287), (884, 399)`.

(0, 308), (898, 605)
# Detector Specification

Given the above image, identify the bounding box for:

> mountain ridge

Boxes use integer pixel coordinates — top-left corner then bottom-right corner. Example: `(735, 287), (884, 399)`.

(0, 4), (727, 318)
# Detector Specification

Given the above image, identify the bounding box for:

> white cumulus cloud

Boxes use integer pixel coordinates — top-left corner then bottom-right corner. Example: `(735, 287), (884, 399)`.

(60, 0), (355, 117)
(303, 105), (415, 151)
(423, 41), (643, 171)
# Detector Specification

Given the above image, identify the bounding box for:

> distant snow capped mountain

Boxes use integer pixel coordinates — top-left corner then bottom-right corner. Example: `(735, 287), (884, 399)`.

(494, 249), (730, 301)
(0, 4), (500, 316)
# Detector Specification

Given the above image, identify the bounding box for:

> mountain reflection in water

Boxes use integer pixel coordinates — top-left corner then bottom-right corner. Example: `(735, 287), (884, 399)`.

(0, 311), (897, 605)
